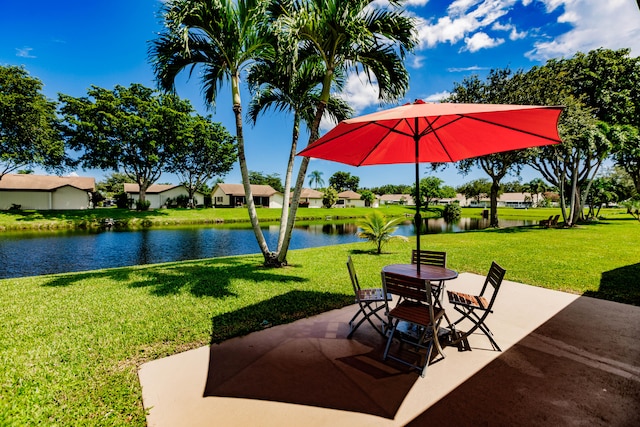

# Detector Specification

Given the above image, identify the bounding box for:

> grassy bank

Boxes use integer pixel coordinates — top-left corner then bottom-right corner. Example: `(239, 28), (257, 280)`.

(0, 205), (416, 231)
(1, 217), (638, 425)
(1, 205), (629, 232)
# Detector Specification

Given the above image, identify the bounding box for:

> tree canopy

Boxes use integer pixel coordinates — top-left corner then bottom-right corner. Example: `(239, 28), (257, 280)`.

(329, 171), (359, 192)
(0, 65), (66, 179)
(59, 83), (196, 205)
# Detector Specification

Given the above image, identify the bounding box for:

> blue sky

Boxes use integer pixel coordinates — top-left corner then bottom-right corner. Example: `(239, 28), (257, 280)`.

(1, 0), (639, 189)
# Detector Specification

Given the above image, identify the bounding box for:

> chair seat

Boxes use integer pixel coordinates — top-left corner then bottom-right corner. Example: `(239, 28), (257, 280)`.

(356, 288), (388, 302)
(389, 301), (444, 327)
(447, 291), (488, 309)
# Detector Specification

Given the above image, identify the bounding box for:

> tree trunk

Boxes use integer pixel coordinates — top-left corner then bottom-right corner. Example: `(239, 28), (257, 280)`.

(277, 101), (327, 265)
(230, 77), (272, 264)
(489, 179), (500, 227)
(275, 114), (301, 259)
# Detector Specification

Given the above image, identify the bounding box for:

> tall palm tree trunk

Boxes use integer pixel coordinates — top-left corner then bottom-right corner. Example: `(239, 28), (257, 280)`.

(275, 114), (301, 256)
(277, 102), (326, 264)
(231, 79), (272, 262)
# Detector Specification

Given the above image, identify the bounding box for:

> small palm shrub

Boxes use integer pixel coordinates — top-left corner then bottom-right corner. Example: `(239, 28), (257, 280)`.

(357, 211), (408, 254)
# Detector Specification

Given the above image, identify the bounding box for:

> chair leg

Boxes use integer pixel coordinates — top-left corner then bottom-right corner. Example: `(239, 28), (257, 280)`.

(348, 303), (387, 338)
(383, 320), (398, 360)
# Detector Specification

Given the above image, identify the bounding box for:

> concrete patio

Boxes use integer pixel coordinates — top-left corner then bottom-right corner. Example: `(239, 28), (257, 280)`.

(138, 273), (640, 426)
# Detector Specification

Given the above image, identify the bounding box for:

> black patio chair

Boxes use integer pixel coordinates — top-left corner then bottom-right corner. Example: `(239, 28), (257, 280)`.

(446, 261), (506, 351)
(346, 256), (390, 338)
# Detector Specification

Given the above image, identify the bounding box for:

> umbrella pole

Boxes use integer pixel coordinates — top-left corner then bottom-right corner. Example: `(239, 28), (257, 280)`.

(414, 130), (421, 274)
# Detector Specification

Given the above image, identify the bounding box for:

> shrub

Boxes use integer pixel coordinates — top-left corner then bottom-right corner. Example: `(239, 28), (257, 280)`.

(442, 203), (461, 222)
(176, 194), (189, 208)
(114, 192), (132, 209)
(136, 200), (151, 211)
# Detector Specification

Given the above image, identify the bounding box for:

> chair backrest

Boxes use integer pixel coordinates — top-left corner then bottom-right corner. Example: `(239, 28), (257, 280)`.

(479, 261), (506, 309)
(381, 271), (431, 304)
(411, 250), (447, 268)
(346, 256), (361, 293)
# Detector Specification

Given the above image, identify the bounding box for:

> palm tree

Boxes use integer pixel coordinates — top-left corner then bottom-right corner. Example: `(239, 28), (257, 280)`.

(150, 0), (276, 263)
(524, 178), (548, 207)
(269, 0), (417, 262)
(357, 211), (408, 254)
(247, 57), (351, 260)
(307, 170), (325, 189)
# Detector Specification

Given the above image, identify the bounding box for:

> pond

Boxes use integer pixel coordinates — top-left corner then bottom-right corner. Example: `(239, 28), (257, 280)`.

(0, 217), (535, 279)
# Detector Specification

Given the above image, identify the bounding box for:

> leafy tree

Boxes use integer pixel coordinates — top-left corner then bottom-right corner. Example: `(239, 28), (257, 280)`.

(322, 186), (338, 208)
(446, 69), (529, 226)
(412, 176), (455, 209)
(96, 172), (136, 197)
(357, 211), (408, 254)
(248, 171), (284, 193)
(607, 124), (640, 194)
(501, 180), (524, 193)
(369, 183), (413, 195)
(0, 65), (66, 179)
(329, 171), (359, 192)
(307, 170), (325, 189)
(59, 84), (194, 207)
(359, 189), (375, 207)
(522, 178), (549, 207)
(585, 176), (619, 218)
(457, 179), (491, 206)
(515, 48), (638, 226)
(165, 115), (237, 205)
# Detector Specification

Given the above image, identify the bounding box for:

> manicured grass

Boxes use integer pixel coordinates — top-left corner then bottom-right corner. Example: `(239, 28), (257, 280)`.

(0, 205), (418, 231)
(1, 217), (638, 425)
(1, 205), (630, 232)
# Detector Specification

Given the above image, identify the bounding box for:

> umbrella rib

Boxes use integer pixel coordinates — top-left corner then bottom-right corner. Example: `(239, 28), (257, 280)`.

(422, 116), (458, 162)
(355, 121), (416, 165)
(462, 114), (562, 142)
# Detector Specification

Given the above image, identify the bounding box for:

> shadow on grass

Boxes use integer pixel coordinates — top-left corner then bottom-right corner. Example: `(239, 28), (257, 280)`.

(40, 257), (309, 298)
(208, 289), (353, 343)
(584, 262), (640, 306)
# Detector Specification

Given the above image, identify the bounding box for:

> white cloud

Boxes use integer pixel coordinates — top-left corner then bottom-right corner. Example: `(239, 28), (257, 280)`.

(527, 0), (640, 60)
(16, 47), (36, 58)
(447, 65), (488, 72)
(415, 0), (515, 49)
(424, 91), (451, 102)
(462, 32), (504, 52)
(320, 71), (381, 131)
(492, 21), (527, 40)
(410, 55), (427, 68)
(336, 71), (380, 113)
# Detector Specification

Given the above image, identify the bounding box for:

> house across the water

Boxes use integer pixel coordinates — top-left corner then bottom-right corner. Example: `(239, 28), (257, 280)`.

(0, 174), (95, 210)
(124, 183), (205, 209)
(212, 183), (283, 208)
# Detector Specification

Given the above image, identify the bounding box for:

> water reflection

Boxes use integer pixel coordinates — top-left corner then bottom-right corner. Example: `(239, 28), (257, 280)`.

(0, 217), (532, 279)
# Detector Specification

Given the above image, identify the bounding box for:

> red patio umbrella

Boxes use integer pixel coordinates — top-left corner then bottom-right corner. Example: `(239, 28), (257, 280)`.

(298, 100), (563, 271)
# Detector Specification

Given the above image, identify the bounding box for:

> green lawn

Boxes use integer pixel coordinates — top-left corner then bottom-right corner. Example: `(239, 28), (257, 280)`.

(1, 205), (629, 231)
(0, 205), (418, 231)
(1, 215), (638, 425)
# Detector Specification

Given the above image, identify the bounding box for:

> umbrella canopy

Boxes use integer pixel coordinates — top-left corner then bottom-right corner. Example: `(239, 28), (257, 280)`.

(298, 100), (563, 166)
(298, 100), (563, 268)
